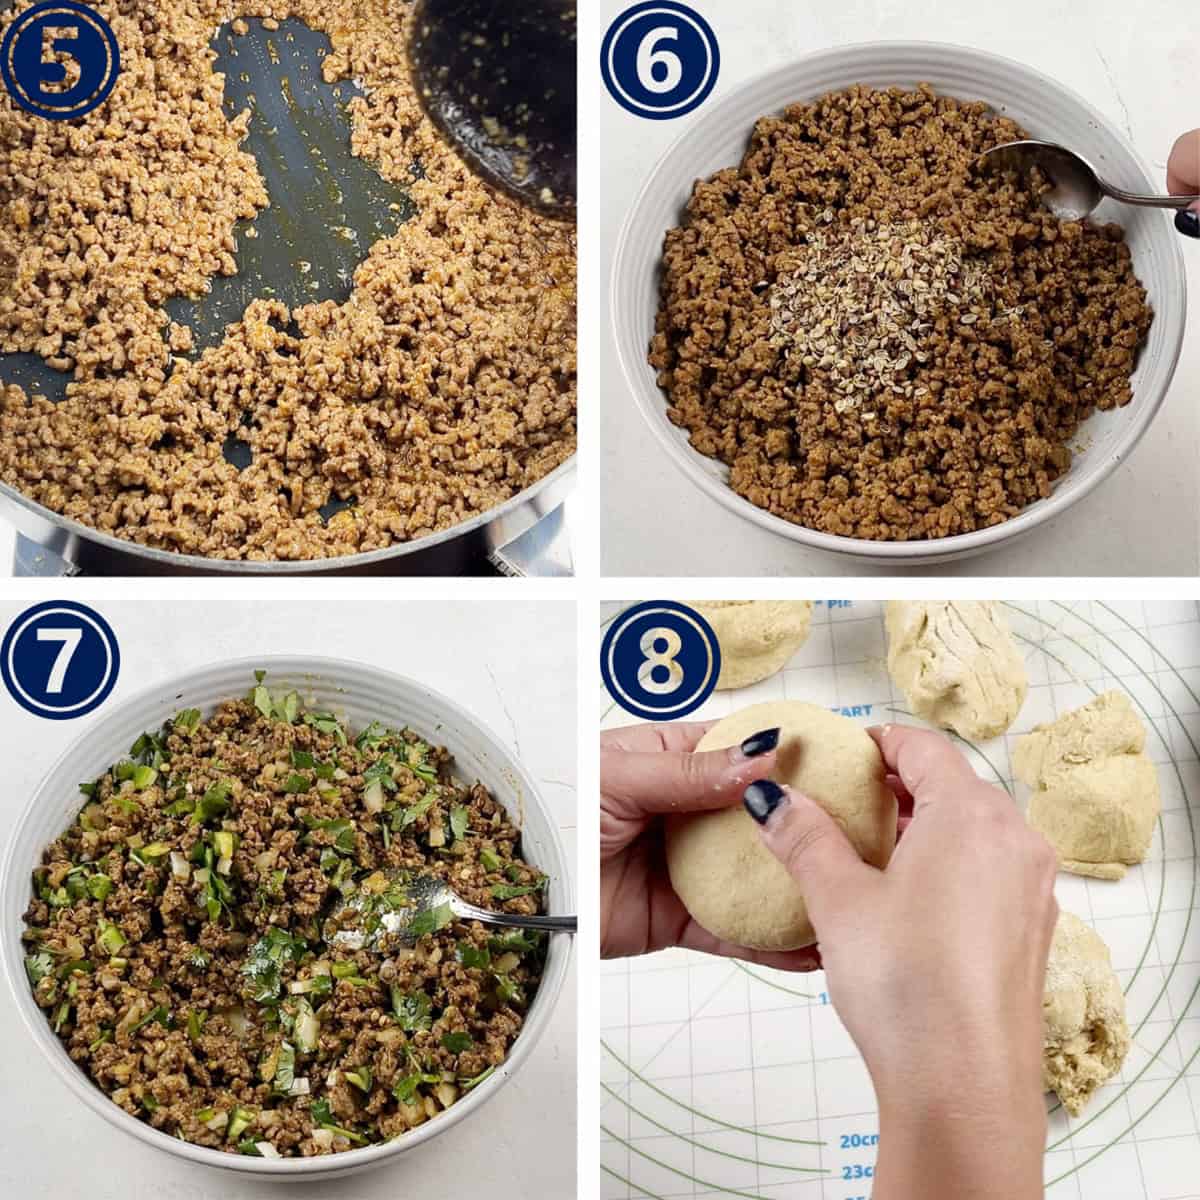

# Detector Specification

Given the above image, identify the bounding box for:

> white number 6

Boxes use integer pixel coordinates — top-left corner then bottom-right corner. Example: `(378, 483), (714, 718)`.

(639, 626), (684, 695)
(636, 26), (683, 95)
(37, 627), (83, 694)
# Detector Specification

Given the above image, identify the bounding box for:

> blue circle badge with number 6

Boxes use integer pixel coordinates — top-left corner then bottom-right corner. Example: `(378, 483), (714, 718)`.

(2, 600), (120, 720)
(602, 601), (721, 721)
(1, 1), (121, 121)
(601, 1), (719, 120)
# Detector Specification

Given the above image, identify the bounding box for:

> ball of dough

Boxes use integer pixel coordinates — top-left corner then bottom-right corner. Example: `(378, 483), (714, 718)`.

(692, 601), (813, 691)
(885, 600), (1027, 740)
(1014, 691), (1160, 880)
(1043, 912), (1130, 1116)
(665, 701), (896, 950)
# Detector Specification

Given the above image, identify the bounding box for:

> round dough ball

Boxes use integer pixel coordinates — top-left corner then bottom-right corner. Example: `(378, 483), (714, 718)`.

(692, 601), (813, 691)
(1043, 912), (1129, 1116)
(665, 701), (896, 950)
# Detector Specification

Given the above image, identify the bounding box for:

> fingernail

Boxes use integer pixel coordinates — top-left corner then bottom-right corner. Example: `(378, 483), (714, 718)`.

(1176, 209), (1200, 238)
(743, 779), (787, 824)
(739, 727), (780, 758)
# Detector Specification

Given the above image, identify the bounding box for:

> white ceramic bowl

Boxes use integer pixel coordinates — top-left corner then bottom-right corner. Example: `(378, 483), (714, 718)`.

(0, 656), (573, 1180)
(612, 41), (1188, 565)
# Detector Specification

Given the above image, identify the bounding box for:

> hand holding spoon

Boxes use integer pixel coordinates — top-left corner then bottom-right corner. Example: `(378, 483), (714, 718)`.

(982, 140), (1200, 230)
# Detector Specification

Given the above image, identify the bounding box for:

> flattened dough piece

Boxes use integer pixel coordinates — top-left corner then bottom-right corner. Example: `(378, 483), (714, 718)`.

(1014, 691), (1160, 880)
(665, 701), (896, 951)
(885, 601), (1026, 740)
(693, 601), (813, 690)
(1043, 912), (1130, 1116)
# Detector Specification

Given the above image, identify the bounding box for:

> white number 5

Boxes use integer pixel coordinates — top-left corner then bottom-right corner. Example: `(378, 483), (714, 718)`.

(636, 26), (683, 95)
(37, 627), (83, 694)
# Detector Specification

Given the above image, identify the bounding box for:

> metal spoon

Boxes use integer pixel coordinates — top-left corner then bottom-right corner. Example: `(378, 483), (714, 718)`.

(325, 870), (576, 951)
(407, 0), (577, 216)
(981, 140), (1200, 221)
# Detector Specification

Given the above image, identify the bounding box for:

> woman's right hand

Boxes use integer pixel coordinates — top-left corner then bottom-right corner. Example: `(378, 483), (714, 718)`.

(744, 723), (1059, 1200)
(1168, 129), (1200, 238)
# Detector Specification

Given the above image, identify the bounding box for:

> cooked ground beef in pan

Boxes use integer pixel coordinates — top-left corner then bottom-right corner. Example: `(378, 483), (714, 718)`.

(650, 84), (1153, 541)
(22, 680), (547, 1157)
(0, 1), (576, 561)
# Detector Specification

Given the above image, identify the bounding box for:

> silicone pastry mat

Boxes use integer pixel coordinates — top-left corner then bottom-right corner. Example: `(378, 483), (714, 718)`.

(600, 600), (1200, 1200)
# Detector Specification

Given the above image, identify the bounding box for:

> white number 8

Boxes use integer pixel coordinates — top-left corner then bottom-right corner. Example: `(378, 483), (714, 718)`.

(636, 26), (683, 95)
(639, 626), (684, 695)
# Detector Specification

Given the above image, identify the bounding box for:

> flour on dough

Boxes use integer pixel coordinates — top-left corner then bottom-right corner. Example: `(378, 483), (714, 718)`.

(692, 601), (813, 691)
(665, 700), (895, 951)
(1013, 691), (1160, 880)
(885, 601), (1027, 739)
(1043, 911), (1130, 1116)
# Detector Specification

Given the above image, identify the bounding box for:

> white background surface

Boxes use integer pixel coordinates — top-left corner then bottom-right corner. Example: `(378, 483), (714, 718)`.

(600, 599), (1200, 1199)
(600, 0), (1200, 577)
(0, 583), (577, 1200)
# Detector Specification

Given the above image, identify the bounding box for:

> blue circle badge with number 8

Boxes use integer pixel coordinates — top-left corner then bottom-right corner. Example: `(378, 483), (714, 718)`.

(1, 1), (121, 121)
(2, 600), (120, 720)
(601, 1), (719, 120)
(602, 601), (721, 721)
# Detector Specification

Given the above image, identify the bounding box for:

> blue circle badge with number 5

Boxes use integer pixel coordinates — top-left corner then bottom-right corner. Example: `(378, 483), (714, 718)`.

(1, 1), (121, 121)
(2, 600), (120, 720)
(602, 601), (721, 721)
(601, 1), (719, 120)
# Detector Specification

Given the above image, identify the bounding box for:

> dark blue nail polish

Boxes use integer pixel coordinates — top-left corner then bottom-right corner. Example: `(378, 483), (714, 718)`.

(1176, 209), (1200, 239)
(743, 779), (787, 824)
(740, 727), (780, 758)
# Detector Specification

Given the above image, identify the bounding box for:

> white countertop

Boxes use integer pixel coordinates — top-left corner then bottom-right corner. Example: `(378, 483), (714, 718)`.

(600, 0), (1200, 577)
(0, 584), (577, 1200)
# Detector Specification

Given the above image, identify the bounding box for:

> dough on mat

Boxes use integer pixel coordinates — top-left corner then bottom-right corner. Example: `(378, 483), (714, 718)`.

(885, 600), (1027, 739)
(1013, 691), (1160, 880)
(692, 602), (814, 690)
(665, 701), (896, 951)
(1043, 912), (1130, 1116)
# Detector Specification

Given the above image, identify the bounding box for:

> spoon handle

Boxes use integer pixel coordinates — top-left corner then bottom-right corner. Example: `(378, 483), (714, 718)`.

(453, 900), (577, 933)
(1104, 186), (1200, 210)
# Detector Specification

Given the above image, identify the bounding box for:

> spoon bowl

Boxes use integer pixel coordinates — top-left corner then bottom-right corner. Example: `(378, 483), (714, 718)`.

(982, 139), (1200, 221)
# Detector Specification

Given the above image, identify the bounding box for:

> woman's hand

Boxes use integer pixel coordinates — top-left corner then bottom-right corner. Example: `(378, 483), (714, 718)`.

(1167, 129), (1200, 238)
(744, 723), (1058, 1200)
(600, 720), (821, 971)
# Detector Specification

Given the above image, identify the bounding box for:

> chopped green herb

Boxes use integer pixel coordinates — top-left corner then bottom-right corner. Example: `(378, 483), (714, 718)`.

(132, 765), (158, 791)
(495, 975), (524, 1006)
(283, 773), (311, 794)
(174, 708), (202, 732)
(392, 1071), (439, 1105)
(440, 1031), (473, 1054)
(187, 1009), (207, 1041)
(304, 712), (347, 745)
(242, 928), (307, 1003)
(479, 848), (503, 872)
(271, 1040), (296, 1095)
(309, 1097), (368, 1145)
(408, 901), (455, 938)
(128, 1003), (169, 1034)
(490, 883), (540, 901)
(391, 987), (433, 1031)
(461, 1065), (495, 1092)
(193, 780), (232, 825)
(187, 946), (211, 970)
(391, 793), (435, 831)
(449, 806), (469, 842)
(290, 749), (315, 769)
(488, 930), (542, 955)
(252, 685), (273, 720)
(457, 944), (491, 970)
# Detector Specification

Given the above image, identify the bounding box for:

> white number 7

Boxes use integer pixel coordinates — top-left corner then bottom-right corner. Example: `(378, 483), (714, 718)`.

(37, 627), (84, 694)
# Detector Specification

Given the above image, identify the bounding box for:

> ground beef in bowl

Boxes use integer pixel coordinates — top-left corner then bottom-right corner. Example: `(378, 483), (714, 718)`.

(649, 84), (1153, 541)
(20, 677), (547, 1157)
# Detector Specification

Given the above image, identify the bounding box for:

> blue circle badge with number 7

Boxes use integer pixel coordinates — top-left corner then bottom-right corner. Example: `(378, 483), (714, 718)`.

(1, 600), (120, 720)
(602, 601), (721, 721)
(601, 1), (719, 120)
(1, 1), (121, 121)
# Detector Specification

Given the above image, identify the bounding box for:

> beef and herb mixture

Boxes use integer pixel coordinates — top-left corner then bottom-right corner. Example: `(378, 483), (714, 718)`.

(21, 680), (547, 1157)
(0, 1), (576, 561)
(650, 85), (1153, 541)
